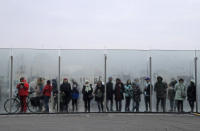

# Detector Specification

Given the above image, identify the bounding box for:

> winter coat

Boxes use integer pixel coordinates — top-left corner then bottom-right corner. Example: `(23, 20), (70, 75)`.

(35, 84), (44, 97)
(174, 83), (186, 101)
(43, 84), (52, 97)
(52, 79), (58, 95)
(71, 87), (79, 100)
(60, 82), (72, 100)
(16, 80), (29, 96)
(82, 84), (93, 101)
(132, 84), (142, 102)
(144, 82), (152, 97)
(187, 84), (196, 101)
(124, 84), (133, 98)
(106, 82), (114, 100)
(154, 82), (167, 98)
(168, 87), (175, 100)
(94, 85), (105, 102)
(114, 82), (124, 101)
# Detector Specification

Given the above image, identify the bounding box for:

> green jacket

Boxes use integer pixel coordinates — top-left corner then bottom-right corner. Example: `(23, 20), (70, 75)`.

(174, 83), (186, 101)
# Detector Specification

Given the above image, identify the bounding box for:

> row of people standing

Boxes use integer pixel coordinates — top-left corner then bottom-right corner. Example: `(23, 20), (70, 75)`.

(17, 76), (197, 113)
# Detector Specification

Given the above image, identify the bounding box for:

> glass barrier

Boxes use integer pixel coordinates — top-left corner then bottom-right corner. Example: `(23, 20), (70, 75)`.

(0, 49), (199, 114)
(0, 49), (10, 113)
(197, 51), (200, 112)
(151, 50), (195, 112)
(107, 50), (149, 112)
(12, 49), (59, 113)
(60, 50), (104, 112)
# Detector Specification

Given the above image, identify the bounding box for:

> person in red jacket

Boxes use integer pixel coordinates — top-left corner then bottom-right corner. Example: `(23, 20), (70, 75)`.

(43, 80), (52, 112)
(16, 77), (29, 113)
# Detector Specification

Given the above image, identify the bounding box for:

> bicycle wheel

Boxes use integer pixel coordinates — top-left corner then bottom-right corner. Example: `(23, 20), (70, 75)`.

(4, 98), (20, 113)
(27, 99), (38, 113)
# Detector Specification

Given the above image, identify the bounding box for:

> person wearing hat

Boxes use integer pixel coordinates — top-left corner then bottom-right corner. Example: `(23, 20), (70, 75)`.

(144, 77), (152, 112)
(106, 77), (114, 112)
(154, 76), (168, 112)
(175, 78), (186, 112)
(60, 78), (72, 112)
(187, 79), (196, 112)
(82, 80), (93, 112)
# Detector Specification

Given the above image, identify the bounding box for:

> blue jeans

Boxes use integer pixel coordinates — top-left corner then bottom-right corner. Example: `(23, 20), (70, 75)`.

(44, 96), (50, 112)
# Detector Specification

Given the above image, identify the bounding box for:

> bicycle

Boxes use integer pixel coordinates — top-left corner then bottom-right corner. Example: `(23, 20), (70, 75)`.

(4, 91), (38, 113)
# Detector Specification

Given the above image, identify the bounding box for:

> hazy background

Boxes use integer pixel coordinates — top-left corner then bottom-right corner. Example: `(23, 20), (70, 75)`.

(0, 0), (200, 50)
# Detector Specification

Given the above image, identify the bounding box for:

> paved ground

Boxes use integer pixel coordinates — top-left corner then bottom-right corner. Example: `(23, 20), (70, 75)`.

(0, 113), (199, 131)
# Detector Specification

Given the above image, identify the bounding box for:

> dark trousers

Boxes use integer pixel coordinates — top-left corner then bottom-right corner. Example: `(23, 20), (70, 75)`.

(72, 99), (78, 112)
(169, 99), (175, 111)
(188, 100), (195, 112)
(133, 100), (140, 112)
(156, 97), (166, 112)
(19, 96), (27, 113)
(97, 100), (104, 112)
(84, 99), (91, 112)
(61, 96), (70, 112)
(125, 97), (131, 112)
(44, 96), (50, 112)
(106, 98), (113, 111)
(145, 96), (150, 111)
(116, 100), (122, 112)
(176, 100), (183, 112)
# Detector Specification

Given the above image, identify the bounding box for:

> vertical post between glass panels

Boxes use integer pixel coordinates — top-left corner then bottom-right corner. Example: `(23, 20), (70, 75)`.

(149, 56), (152, 112)
(9, 55), (13, 113)
(195, 56), (198, 113)
(104, 54), (107, 112)
(57, 53), (61, 112)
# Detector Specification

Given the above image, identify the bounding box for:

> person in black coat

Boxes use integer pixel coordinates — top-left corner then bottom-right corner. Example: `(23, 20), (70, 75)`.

(60, 78), (71, 112)
(187, 80), (196, 112)
(82, 80), (93, 112)
(106, 77), (114, 111)
(94, 81), (105, 112)
(114, 78), (124, 112)
(154, 76), (167, 112)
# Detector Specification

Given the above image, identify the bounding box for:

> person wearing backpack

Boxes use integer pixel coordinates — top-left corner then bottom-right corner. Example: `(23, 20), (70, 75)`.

(60, 78), (72, 112)
(16, 77), (29, 113)
(187, 79), (196, 113)
(124, 80), (133, 112)
(71, 81), (79, 112)
(94, 81), (105, 112)
(154, 76), (167, 112)
(114, 78), (124, 112)
(82, 80), (93, 112)
(43, 80), (52, 113)
(175, 78), (186, 112)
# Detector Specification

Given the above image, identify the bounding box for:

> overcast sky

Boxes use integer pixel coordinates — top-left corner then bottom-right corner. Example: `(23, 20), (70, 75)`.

(0, 0), (200, 50)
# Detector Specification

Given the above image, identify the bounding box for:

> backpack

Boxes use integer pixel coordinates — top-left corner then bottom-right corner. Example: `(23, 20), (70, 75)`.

(96, 89), (103, 98)
(72, 88), (79, 99)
